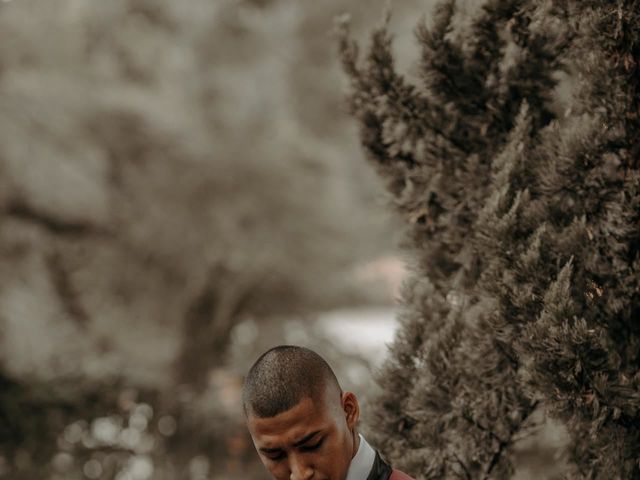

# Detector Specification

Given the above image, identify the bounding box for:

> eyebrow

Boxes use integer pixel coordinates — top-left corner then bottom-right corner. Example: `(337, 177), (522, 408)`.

(259, 446), (283, 454)
(259, 430), (322, 453)
(293, 430), (322, 447)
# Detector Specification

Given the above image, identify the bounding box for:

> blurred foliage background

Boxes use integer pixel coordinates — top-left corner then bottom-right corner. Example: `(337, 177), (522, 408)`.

(0, 0), (431, 478)
(0, 0), (573, 479)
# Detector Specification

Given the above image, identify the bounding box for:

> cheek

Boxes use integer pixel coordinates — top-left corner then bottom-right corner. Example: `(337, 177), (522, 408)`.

(262, 460), (288, 480)
(317, 434), (352, 475)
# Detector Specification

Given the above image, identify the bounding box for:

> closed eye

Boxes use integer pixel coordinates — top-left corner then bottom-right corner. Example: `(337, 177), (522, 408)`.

(301, 440), (323, 452)
(266, 452), (285, 461)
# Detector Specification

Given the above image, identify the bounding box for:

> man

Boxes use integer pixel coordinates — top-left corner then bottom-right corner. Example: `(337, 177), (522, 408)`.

(242, 345), (414, 480)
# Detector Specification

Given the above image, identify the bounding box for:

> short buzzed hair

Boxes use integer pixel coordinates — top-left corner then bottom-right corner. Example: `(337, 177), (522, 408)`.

(242, 345), (342, 418)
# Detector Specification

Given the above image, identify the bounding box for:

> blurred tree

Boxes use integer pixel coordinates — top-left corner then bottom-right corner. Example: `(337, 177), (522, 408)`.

(340, 0), (639, 478)
(0, 0), (408, 477)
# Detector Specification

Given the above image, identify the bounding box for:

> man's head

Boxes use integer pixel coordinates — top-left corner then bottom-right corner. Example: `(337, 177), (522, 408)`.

(243, 345), (360, 480)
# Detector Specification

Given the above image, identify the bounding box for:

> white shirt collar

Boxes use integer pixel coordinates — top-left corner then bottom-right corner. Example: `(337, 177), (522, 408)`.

(345, 434), (376, 480)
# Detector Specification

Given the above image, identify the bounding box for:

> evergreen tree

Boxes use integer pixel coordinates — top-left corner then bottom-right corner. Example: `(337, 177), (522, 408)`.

(339, 0), (639, 478)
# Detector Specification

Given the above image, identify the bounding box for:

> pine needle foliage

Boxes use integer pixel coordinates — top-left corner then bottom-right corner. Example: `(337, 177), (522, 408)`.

(339, 0), (640, 478)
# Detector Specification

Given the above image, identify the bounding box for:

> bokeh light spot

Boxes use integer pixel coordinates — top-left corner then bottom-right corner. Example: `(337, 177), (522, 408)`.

(157, 415), (177, 437)
(83, 459), (103, 479)
(129, 455), (154, 480)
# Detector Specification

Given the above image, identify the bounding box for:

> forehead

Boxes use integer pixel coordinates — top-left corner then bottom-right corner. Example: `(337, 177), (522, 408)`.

(247, 396), (336, 447)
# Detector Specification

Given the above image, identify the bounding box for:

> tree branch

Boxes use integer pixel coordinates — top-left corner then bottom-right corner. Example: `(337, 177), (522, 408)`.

(483, 400), (539, 479)
(5, 200), (106, 237)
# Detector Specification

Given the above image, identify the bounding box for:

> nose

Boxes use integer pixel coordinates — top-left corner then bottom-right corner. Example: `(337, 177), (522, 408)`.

(289, 455), (313, 480)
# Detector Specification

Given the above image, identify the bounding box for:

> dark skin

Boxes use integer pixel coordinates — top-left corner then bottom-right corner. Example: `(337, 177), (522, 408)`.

(246, 385), (361, 480)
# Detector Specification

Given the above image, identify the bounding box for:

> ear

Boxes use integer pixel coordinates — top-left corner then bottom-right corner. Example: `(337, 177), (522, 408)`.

(341, 391), (360, 430)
